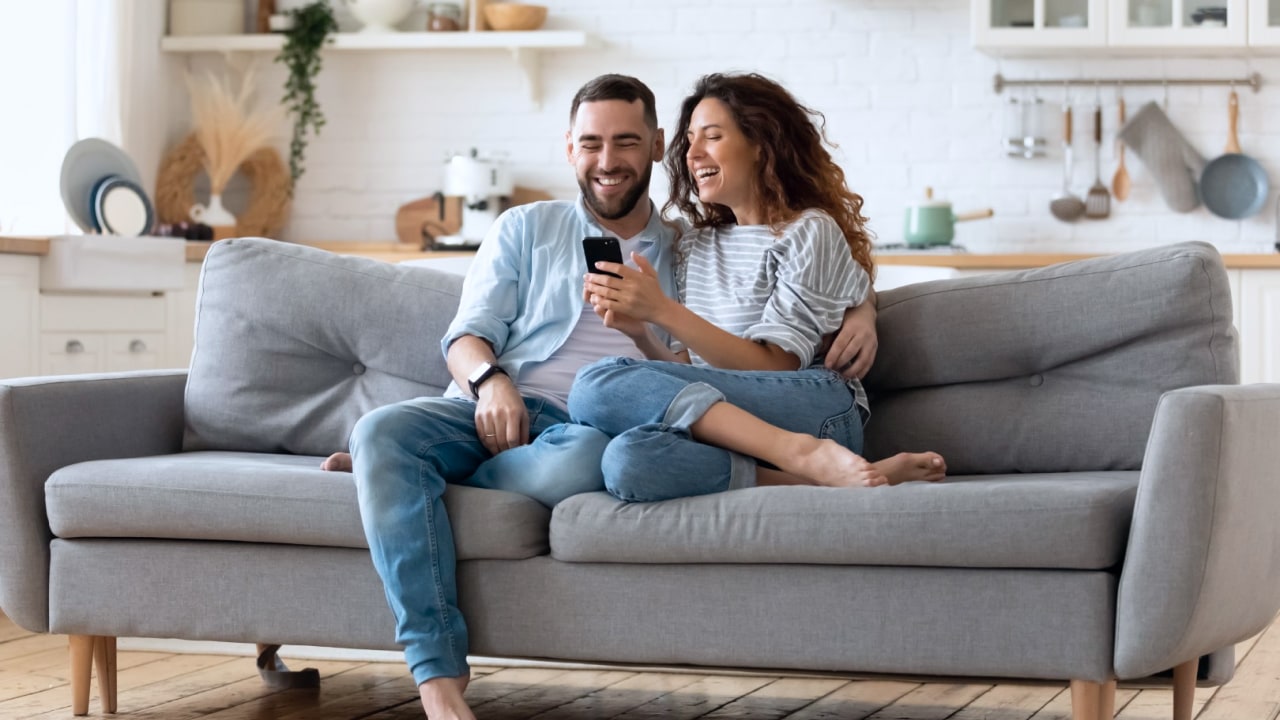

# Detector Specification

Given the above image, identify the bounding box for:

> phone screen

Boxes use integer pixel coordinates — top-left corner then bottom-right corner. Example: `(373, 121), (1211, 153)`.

(582, 236), (624, 278)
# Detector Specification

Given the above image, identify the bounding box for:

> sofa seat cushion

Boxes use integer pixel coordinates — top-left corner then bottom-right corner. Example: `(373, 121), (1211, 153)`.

(550, 472), (1138, 569)
(45, 451), (550, 560)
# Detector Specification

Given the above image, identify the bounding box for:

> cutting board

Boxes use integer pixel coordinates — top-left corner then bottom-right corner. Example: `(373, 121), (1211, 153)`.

(394, 186), (554, 248)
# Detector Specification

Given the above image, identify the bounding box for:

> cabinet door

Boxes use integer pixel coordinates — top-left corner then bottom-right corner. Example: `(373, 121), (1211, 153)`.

(106, 333), (168, 372)
(165, 263), (204, 369)
(0, 255), (39, 379)
(1248, 0), (1280, 44)
(973, 0), (1108, 51)
(40, 333), (104, 376)
(1239, 269), (1280, 385)
(1110, 0), (1247, 47)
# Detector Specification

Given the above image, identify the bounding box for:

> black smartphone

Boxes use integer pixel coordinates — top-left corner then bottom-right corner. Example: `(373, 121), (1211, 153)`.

(582, 236), (624, 278)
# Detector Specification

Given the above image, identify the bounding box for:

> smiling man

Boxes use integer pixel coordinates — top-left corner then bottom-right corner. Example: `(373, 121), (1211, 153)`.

(346, 74), (680, 720)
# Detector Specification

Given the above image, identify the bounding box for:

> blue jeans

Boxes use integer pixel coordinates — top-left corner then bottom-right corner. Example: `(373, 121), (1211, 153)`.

(349, 395), (608, 685)
(568, 357), (863, 503)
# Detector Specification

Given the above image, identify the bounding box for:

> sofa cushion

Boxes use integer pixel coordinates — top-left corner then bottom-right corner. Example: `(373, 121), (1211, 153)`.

(864, 242), (1238, 474)
(45, 452), (550, 560)
(183, 238), (463, 456)
(550, 473), (1138, 569)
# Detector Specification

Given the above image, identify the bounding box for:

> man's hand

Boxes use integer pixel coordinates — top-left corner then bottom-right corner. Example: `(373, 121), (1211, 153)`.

(824, 300), (878, 380)
(473, 375), (529, 454)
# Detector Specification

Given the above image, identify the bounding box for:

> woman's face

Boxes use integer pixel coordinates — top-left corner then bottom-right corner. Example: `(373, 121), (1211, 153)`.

(685, 97), (761, 224)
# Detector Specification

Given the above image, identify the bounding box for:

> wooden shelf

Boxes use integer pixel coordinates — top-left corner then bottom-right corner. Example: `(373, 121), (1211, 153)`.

(160, 31), (594, 106)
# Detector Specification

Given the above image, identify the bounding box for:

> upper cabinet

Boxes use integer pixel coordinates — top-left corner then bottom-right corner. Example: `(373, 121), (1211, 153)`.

(974, 0), (1273, 52)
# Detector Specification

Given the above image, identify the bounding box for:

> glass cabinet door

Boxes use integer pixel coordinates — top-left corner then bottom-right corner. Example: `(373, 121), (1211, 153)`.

(974, 0), (1106, 50)
(1248, 0), (1280, 44)
(1111, 0), (1247, 45)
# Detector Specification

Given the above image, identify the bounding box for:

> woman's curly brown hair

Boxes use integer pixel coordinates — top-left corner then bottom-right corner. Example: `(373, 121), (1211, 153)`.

(663, 72), (874, 277)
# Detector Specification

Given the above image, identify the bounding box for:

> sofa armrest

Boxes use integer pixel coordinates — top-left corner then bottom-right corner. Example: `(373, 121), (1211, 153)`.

(1115, 383), (1280, 679)
(0, 370), (186, 632)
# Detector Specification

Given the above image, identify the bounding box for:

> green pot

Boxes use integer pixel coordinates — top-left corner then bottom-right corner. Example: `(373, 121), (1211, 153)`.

(903, 200), (994, 247)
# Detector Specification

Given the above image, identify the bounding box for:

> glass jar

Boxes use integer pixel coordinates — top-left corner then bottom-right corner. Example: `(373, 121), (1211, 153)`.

(427, 2), (463, 31)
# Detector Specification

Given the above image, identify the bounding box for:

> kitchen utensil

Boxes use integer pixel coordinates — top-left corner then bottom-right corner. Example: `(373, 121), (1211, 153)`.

(1085, 104), (1111, 218)
(1112, 97), (1131, 201)
(1200, 90), (1270, 220)
(60, 138), (147, 233)
(903, 187), (994, 247)
(482, 2), (548, 31)
(1117, 102), (1204, 213)
(1050, 105), (1086, 222)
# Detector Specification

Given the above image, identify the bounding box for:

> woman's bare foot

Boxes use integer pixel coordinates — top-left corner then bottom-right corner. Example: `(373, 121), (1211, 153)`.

(419, 675), (474, 720)
(873, 452), (946, 485)
(320, 452), (352, 472)
(781, 435), (888, 488)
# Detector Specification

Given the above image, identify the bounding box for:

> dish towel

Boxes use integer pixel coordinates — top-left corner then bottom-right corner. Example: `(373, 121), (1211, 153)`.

(1118, 102), (1206, 213)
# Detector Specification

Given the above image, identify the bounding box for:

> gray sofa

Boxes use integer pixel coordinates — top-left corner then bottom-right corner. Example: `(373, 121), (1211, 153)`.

(3, 238), (1279, 720)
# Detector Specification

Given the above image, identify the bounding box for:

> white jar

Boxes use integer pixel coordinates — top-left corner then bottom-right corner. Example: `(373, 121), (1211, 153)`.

(169, 0), (244, 36)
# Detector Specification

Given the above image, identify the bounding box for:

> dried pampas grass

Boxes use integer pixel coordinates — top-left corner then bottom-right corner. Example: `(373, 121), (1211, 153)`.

(155, 133), (292, 239)
(185, 67), (284, 195)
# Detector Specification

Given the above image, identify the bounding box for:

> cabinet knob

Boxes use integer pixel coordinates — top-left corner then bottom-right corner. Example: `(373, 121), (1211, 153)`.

(65, 339), (84, 354)
(129, 339), (147, 353)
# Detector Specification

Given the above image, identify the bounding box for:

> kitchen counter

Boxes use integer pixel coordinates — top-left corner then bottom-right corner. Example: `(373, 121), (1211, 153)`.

(3, 236), (1279, 268)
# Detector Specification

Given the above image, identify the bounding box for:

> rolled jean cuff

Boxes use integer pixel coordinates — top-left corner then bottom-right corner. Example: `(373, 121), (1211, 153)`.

(410, 656), (470, 686)
(662, 381), (725, 430)
(726, 451), (757, 491)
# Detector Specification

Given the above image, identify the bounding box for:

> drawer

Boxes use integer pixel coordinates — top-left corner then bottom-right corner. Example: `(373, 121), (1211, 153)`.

(41, 293), (167, 332)
(39, 333), (104, 376)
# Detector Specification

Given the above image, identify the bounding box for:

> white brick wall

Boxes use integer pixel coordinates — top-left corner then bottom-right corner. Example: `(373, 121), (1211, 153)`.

(178, 0), (1280, 253)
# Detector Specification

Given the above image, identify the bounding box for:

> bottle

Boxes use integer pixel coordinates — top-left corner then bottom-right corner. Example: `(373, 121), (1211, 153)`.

(427, 2), (463, 31)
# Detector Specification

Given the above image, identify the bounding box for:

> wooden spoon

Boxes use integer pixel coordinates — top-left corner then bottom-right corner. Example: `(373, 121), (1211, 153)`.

(1112, 97), (1131, 201)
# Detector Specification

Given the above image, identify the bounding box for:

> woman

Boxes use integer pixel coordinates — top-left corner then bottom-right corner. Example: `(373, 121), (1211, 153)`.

(570, 72), (944, 502)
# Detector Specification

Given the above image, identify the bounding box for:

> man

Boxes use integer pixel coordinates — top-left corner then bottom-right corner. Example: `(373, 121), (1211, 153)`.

(349, 74), (879, 719)
(349, 74), (679, 720)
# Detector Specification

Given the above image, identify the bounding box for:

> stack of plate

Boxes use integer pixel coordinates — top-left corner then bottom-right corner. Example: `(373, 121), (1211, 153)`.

(60, 138), (156, 236)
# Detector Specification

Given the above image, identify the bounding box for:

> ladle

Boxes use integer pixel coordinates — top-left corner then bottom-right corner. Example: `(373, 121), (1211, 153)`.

(1050, 104), (1086, 222)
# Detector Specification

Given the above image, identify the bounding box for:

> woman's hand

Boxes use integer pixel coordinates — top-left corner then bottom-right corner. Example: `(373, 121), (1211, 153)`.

(583, 253), (674, 325)
(824, 300), (878, 380)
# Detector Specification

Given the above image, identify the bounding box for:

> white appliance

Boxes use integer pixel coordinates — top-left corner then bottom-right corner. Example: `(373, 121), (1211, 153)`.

(435, 149), (513, 248)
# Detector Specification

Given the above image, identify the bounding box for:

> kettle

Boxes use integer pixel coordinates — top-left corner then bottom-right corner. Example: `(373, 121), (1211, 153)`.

(903, 187), (994, 247)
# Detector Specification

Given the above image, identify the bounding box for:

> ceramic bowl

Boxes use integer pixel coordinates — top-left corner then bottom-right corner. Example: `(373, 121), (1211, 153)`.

(483, 3), (547, 31)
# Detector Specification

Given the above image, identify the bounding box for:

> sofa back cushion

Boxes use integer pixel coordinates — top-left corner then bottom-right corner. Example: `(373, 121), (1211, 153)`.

(863, 242), (1238, 474)
(183, 238), (462, 456)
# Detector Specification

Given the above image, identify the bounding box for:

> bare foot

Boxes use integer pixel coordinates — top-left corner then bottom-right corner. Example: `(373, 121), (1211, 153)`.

(320, 452), (353, 472)
(874, 452), (946, 485)
(419, 675), (474, 720)
(782, 435), (888, 488)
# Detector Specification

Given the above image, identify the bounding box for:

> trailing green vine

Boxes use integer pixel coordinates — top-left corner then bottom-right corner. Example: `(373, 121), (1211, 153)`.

(276, 1), (337, 186)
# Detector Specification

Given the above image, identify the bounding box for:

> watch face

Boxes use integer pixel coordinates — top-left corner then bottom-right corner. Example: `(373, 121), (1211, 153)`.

(469, 362), (492, 385)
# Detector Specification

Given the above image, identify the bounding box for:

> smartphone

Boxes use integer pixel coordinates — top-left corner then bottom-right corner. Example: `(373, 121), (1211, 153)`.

(582, 236), (624, 278)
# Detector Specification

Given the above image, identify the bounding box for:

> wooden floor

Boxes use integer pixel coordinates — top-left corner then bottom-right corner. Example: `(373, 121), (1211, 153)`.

(2, 611), (1278, 719)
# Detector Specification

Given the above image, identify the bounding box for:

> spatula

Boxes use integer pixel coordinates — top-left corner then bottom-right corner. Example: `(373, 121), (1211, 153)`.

(1085, 104), (1111, 218)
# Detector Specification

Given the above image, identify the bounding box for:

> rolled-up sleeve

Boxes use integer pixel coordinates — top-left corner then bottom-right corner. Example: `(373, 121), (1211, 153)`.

(744, 216), (870, 367)
(440, 209), (525, 357)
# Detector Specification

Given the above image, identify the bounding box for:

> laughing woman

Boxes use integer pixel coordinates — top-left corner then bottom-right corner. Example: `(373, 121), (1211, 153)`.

(570, 72), (944, 501)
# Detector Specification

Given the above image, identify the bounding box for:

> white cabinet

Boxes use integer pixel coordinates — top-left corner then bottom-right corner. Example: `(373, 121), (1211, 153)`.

(0, 255), (39, 379)
(165, 263), (204, 369)
(972, 0), (1108, 50)
(38, 294), (171, 375)
(973, 0), (1266, 50)
(1238, 269), (1280, 384)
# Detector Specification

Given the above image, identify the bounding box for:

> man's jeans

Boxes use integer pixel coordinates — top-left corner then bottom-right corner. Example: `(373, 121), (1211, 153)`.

(568, 357), (863, 502)
(349, 395), (607, 685)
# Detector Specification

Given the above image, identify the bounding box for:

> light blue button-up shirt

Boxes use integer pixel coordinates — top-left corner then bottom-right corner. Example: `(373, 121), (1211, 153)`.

(441, 196), (679, 400)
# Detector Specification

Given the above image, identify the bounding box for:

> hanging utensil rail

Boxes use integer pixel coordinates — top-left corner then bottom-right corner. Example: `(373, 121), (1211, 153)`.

(993, 72), (1262, 94)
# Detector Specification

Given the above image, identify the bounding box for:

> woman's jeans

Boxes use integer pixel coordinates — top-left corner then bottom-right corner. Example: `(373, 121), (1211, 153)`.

(568, 357), (863, 503)
(349, 395), (608, 685)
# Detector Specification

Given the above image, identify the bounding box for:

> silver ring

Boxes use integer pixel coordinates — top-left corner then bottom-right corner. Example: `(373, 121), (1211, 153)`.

(484, 433), (496, 437)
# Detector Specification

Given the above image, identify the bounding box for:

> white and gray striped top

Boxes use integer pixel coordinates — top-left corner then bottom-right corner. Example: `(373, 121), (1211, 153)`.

(676, 209), (871, 411)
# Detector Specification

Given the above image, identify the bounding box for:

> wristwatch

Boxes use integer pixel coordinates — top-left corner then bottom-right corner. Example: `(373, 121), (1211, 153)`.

(467, 361), (508, 398)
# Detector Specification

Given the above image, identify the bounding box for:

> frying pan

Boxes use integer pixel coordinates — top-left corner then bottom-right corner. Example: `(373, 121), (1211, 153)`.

(1200, 91), (1270, 220)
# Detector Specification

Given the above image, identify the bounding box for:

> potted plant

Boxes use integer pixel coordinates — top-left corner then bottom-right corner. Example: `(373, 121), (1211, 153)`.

(276, 1), (338, 185)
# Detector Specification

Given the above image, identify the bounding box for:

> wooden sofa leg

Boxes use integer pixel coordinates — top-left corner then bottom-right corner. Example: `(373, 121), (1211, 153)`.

(94, 636), (118, 713)
(1173, 659), (1197, 720)
(68, 635), (94, 716)
(1071, 678), (1117, 720)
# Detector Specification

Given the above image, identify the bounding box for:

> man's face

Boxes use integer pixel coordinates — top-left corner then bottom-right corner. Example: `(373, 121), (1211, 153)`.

(566, 99), (663, 222)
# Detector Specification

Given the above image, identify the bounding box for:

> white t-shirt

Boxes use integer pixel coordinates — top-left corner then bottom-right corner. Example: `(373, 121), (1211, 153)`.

(677, 209), (871, 410)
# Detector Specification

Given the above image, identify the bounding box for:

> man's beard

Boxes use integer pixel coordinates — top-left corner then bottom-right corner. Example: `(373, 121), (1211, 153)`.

(579, 163), (652, 221)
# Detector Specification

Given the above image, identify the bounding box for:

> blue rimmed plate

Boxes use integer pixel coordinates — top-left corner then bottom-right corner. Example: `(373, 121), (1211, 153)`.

(93, 176), (155, 236)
